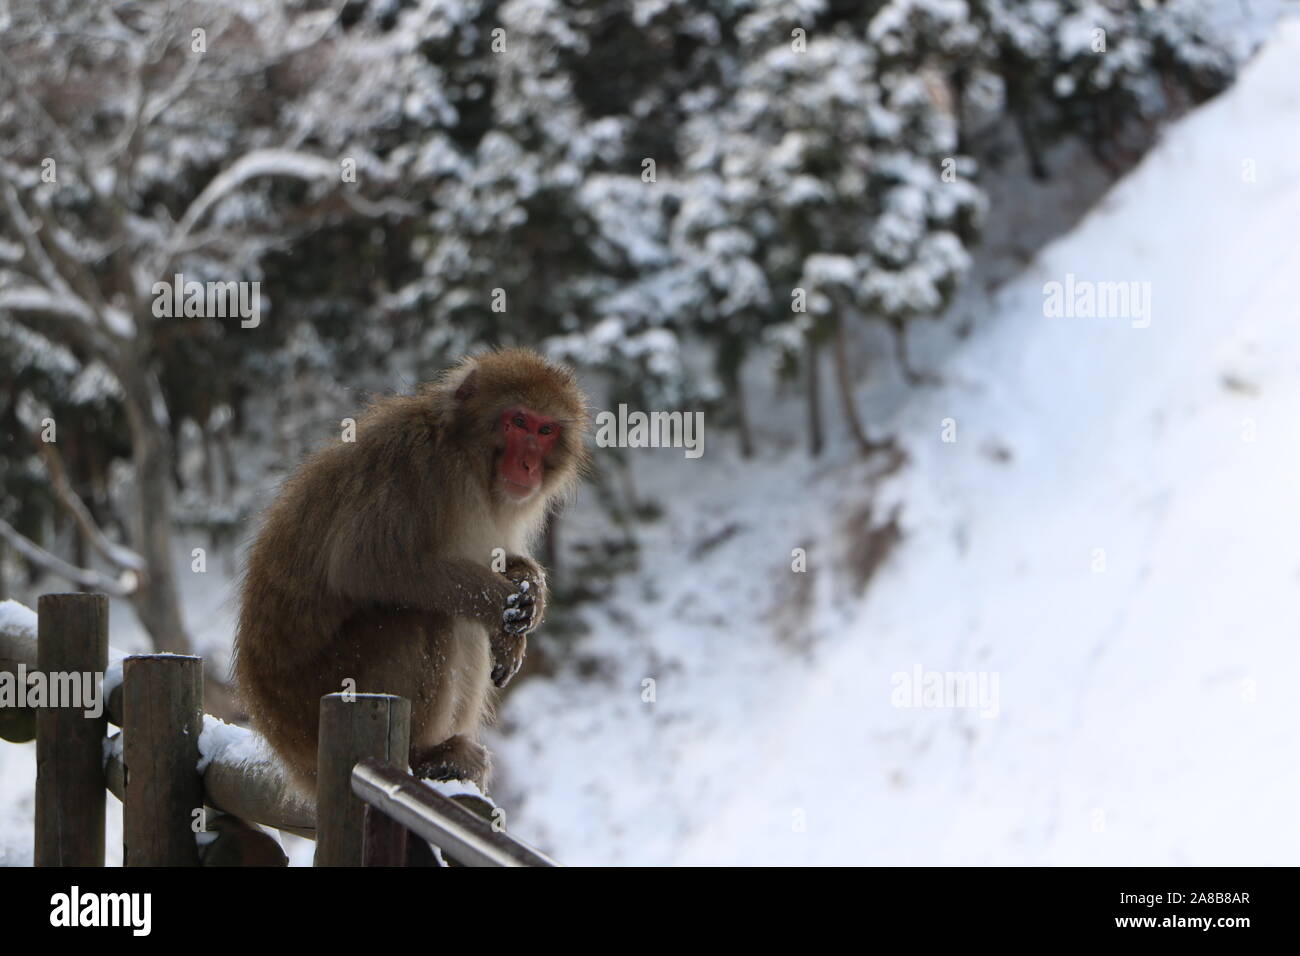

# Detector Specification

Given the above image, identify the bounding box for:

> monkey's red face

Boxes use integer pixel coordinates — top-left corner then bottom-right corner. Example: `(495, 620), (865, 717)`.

(497, 406), (561, 502)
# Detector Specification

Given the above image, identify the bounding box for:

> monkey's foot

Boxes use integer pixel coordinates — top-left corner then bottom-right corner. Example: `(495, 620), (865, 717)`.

(411, 735), (490, 789)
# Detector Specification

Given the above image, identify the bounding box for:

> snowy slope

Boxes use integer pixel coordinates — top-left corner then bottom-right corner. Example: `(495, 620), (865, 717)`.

(493, 20), (1300, 865)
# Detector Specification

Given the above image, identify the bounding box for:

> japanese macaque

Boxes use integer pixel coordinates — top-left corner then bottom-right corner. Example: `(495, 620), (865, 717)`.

(234, 348), (589, 792)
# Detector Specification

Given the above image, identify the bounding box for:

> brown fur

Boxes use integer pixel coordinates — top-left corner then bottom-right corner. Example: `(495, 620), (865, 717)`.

(233, 348), (589, 792)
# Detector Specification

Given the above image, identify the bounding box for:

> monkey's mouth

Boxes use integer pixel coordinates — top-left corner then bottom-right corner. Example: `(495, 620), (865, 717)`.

(500, 477), (540, 502)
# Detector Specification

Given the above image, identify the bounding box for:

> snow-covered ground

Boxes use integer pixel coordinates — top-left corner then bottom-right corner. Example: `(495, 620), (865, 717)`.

(492, 19), (1300, 865)
(3, 17), (1298, 868)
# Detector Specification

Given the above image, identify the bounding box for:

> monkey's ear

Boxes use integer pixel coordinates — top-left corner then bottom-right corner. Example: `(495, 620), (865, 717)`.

(454, 369), (479, 402)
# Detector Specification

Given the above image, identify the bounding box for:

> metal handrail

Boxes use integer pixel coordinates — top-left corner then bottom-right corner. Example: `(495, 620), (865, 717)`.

(350, 758), (560, 867)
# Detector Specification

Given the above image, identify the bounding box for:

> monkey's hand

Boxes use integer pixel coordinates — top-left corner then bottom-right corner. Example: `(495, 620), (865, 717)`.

(491, 560), (545, 688)
(502, 555), (547, 627)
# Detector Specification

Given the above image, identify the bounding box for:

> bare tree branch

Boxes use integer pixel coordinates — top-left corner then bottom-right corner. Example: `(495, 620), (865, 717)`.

(154, 148), (341, 277)
(34, 440), (145, 573)
(0, 517), (136, 597)
(0, 169), (132, 341)
(0, 178), (91, 311)
(104, 5), (231, 174)
(0, 285), (96, 328)
(0, 48), (93, 184)
(0, 287), (119, 359)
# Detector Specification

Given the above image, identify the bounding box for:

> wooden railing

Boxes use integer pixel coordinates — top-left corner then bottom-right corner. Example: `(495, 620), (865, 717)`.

(0, 592), (558, 867)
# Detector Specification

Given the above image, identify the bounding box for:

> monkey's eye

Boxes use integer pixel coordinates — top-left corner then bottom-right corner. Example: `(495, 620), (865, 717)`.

(512, 416), (526, 429)
(539, 425), (553, 436)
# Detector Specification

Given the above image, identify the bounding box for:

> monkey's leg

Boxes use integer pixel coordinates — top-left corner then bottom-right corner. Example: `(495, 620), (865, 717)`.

(406, 617), (494, 788)
(411, 735), (491, 788)
(316, 608), (455, 770)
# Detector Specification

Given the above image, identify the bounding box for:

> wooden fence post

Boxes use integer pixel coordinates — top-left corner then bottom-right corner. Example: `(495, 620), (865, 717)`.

(122, 654), (204, 866)
(315, 693), (409, 866)
(34, 593), (108, 867)
(362, 803), (410, 866)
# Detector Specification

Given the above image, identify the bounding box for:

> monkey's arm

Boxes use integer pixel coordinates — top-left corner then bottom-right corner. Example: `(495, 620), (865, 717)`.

(331, 548), (535, 688)
(319, 456), (542, 686)
(328, 547), (518, 626)
(423, 557), (527, 626)
(321, 476), (519, 628)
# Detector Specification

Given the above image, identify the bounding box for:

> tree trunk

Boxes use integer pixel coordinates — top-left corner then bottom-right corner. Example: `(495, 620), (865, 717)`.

(734, 371), (754, 458)
(129, 441), (192, 654)
(1012, 100), (1048, 180)
(617, 452), (639, 516)
(118, 356), (193, 655)
(71, 509), (88, 579)
(216, 426), (237, 501)
(833, 316), (874, 456)
(953, 68), (969, 156)
(722, 347), (755, 459)
(201, 423), (216, 498)
(806, 336), (824, 457)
